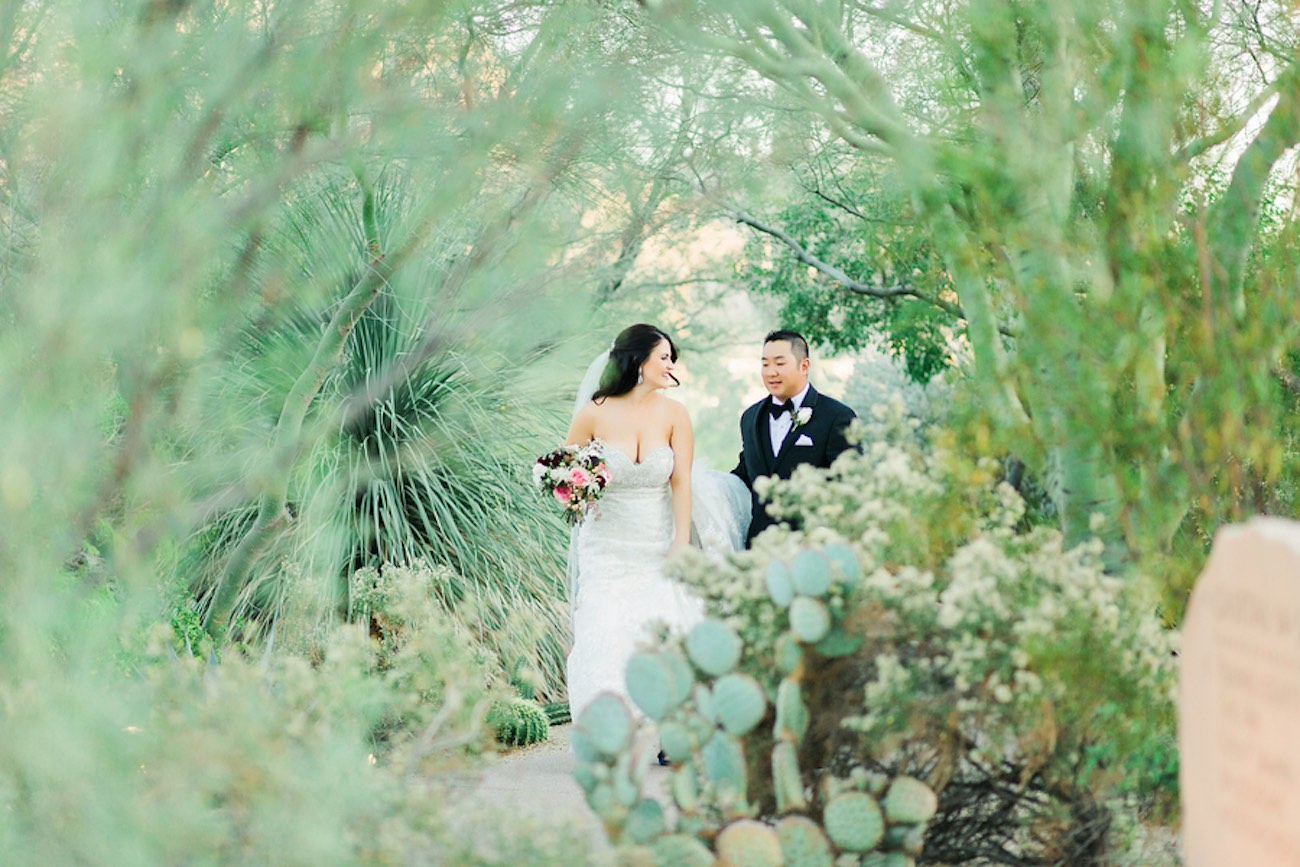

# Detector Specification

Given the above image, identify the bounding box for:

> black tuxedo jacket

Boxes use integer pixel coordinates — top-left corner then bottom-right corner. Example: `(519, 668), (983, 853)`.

(731, 385), (857, 545)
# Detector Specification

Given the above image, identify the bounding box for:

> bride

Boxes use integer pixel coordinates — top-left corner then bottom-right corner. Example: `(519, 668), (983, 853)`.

(564, 324), (748, 723)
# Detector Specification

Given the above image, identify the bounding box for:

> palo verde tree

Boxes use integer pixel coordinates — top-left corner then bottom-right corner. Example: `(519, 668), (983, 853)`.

(644, 0), (1300, 596)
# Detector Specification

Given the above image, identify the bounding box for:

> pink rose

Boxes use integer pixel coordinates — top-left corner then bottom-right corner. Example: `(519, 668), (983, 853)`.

(569, 467), (590, 487)
(554, 484), (571, 504)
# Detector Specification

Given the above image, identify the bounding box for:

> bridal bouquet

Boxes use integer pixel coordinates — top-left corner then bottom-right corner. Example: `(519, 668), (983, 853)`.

(533, 442), (611, 526)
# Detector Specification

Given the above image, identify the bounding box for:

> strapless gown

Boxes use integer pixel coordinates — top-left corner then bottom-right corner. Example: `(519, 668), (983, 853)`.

(565, 444), (703, 719)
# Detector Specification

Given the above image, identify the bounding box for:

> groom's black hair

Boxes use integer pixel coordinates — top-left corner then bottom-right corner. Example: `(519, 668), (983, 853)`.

(592, 323), (679, 401)
(764, 329), (809, 362)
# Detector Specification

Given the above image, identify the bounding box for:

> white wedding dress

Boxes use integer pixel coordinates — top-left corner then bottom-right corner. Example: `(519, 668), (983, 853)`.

(565, 352), (751, 720)
(565, 443), (700, 719)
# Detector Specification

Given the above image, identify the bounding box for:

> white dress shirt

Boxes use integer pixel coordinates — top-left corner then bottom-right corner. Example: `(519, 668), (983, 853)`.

(769, 384), (810, 456)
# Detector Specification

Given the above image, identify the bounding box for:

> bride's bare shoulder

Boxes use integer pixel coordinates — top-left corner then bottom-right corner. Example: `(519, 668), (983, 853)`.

(655, 393), (691, 418)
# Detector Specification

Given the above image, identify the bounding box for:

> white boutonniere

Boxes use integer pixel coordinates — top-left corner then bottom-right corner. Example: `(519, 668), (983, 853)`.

(792, 406), (813, 430)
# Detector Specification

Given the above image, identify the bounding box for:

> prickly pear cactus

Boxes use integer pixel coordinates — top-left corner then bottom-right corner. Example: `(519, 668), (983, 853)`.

(573, 542), (939, 866)
(577, 692), (635, 757)
(776, 815), (835, 867)
(685, 619), (743, 676)
(716, 819), (783, 867)
(861, 852), (914, 867)
(702, 729), (749, 808)
(792, 549), (832, 596)
(822, 791), (886, 852)
(712, 672), (767, 736)
(626, 652), (682, 721)
(771, 740), (807, 813)
(774, 677), (809, 743)
(487, 697), (550, 747)
(788, 595), (832, 643)
(765, 558), (796, 606)
(822, 542), (861, 588)
(882, 776), (938, 825)
(648, 834), (714, 867)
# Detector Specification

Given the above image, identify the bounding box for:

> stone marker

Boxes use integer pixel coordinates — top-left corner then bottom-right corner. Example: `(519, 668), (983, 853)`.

(1181, 518), (1300, 867)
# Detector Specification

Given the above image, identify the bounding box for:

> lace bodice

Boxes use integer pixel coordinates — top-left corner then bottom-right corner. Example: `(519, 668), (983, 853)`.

(602, 443), (674, 489)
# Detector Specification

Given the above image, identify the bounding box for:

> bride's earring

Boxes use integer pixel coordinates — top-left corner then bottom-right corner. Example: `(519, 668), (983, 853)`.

(637, 369), (644, 384)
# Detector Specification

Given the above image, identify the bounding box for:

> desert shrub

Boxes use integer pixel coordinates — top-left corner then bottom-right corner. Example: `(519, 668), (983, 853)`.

(571, 409), (1176, 865)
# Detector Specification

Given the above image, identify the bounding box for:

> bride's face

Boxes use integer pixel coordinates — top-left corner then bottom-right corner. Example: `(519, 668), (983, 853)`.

(640, 339), (678, 389)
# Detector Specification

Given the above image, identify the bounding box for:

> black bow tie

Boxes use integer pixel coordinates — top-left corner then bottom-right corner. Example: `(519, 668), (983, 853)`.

(768, 399), (796, 419)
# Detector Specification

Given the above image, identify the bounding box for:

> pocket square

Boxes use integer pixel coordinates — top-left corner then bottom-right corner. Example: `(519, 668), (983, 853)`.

(795, 434), (814, 446)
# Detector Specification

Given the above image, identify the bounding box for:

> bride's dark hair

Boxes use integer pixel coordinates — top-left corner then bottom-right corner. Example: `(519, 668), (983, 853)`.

(592, 323), (679, 402)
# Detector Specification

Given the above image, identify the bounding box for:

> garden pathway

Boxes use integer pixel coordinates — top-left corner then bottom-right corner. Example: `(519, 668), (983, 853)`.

(436, 724), (671, 864)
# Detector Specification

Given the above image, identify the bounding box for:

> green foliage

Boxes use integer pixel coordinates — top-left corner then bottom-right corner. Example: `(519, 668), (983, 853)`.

(662, 0), (1300, 582)
(181, 170), (572, 694)
(542, 701), (572, 727)
(736, 163), (953, 383)
(580, 409), (1174, 863)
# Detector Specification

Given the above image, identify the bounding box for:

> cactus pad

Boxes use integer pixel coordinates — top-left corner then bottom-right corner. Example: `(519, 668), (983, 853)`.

(814, 627), (862, 658)
(823, 542), (862, 588)
(716, 820), (783, 867)
(626, 652), (679, 721)
(624, 798), (666, 844)
(671, 762), (700, 812)
(775, 677), (809, 743)
(658, 720), (693, 762)
(775, 632), (804, 675)
(649, 833), (716, 867)
(789, 596), (832, 644)
(713, 672), (767, 736)
(765, 558), (796, 606)
(883, 776), (938, 825)
(823, 791), (885, 852)
(662, 650), (696, 706)
(792, 549), (833, 596)
(702, 730), (748, 803)
(776, 815), (834, 867)
(692, 683), (716, 724)
(686, 619), (743, 676)
(771, 740), (807, 813)
(576, 693), (635, 757)
(861, 854), (912, 867)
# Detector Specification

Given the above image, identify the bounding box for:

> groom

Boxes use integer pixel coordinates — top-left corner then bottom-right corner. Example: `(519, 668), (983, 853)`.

(732, 330), (857, 546)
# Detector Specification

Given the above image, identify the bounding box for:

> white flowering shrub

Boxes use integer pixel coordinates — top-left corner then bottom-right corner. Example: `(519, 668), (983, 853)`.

(670, 409), (1178, 864)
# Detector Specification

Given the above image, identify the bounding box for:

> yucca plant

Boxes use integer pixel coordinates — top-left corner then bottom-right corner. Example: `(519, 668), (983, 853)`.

(184, 169), (572, 695)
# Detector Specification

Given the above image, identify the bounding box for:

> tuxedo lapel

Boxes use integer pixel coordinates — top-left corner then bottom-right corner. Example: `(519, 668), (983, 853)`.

(754, 401), (775, 473)
(772, 387), (821, 476)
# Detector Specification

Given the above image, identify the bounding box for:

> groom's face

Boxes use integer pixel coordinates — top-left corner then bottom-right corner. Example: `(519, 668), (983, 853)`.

(761, 340), (810, 401)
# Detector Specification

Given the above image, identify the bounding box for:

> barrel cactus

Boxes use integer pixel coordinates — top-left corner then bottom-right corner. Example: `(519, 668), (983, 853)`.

(487, 697), (549, 747)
